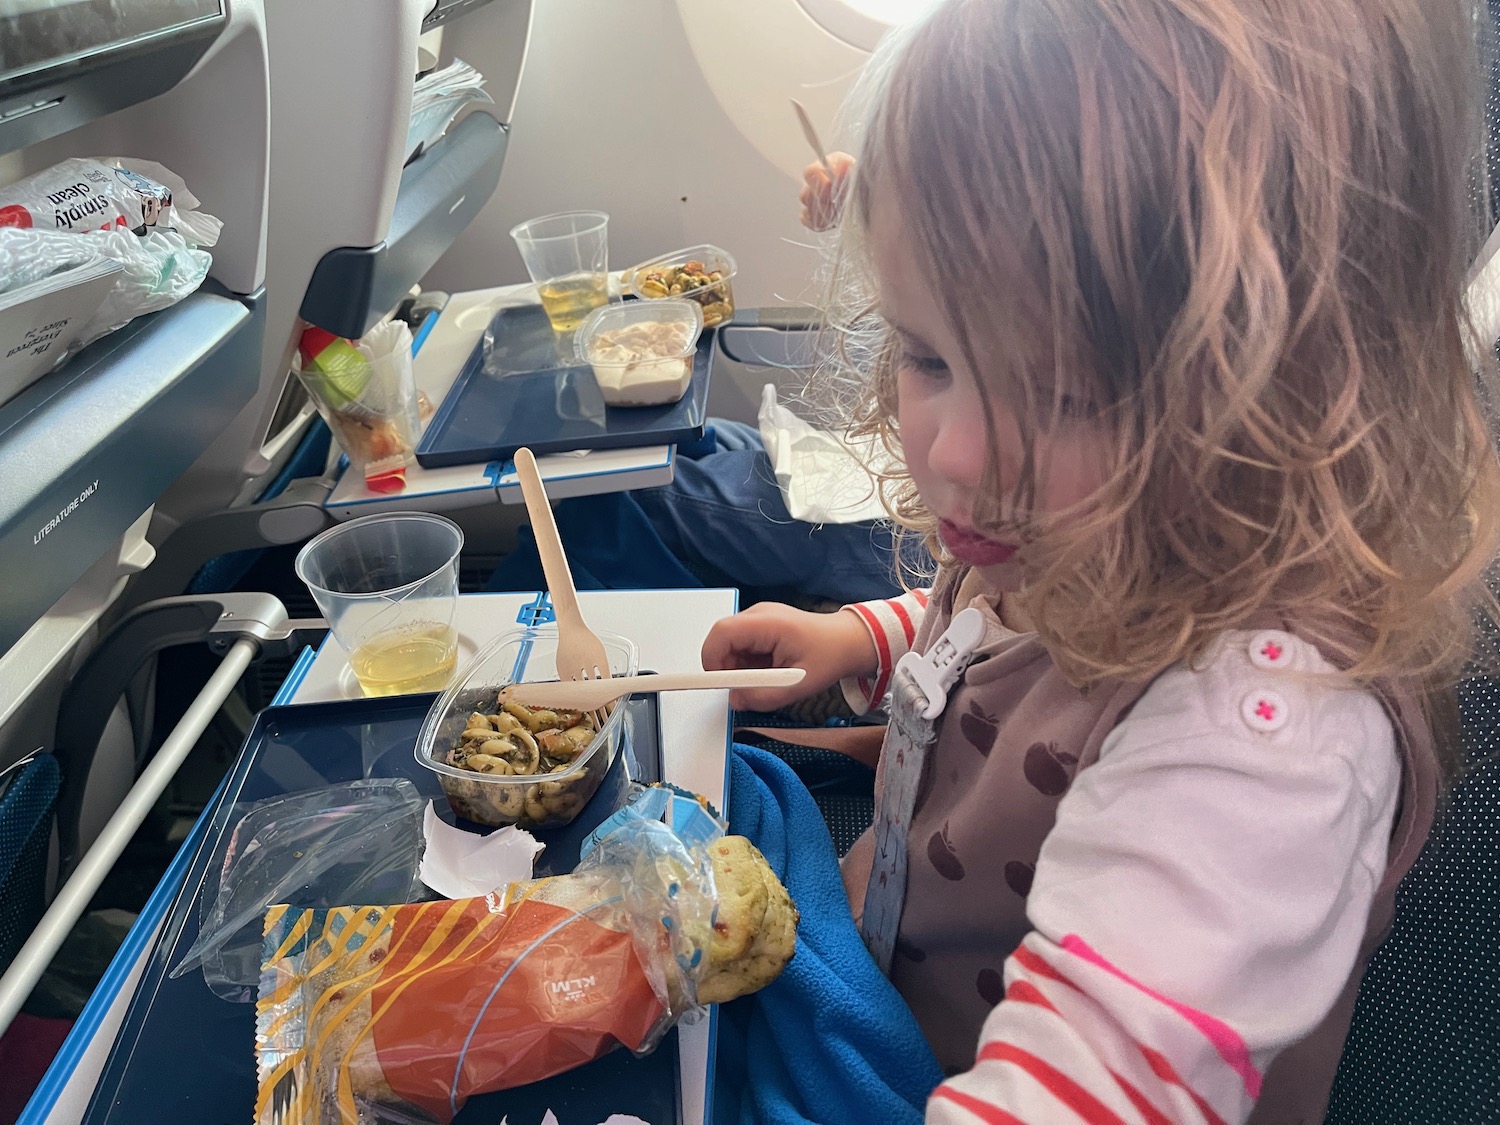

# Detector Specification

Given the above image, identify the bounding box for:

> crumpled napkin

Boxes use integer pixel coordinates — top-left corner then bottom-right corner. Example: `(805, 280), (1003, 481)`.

(756, 383), (890, 524)
(418, 801), (545, 899)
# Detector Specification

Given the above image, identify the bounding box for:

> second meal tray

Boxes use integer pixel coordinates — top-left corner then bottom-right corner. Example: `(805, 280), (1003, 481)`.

(415, 302), (713, 468)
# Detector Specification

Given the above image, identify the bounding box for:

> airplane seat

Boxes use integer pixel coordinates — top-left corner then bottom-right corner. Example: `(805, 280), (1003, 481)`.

(0, 754), (60, 978)
(1325, 669), (1500, 1123)
(181, 418), (333, 597)
(1324, 18), (1500, 1116)
(0, 0), (275, 1036)
(64, 0), (535, 812)
(118, 0), (532, 614)
(0, 0), (537, 1043)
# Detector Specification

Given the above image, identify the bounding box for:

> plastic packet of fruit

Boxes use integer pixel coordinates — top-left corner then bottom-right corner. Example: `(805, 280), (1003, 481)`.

(295, 320), (420, 493)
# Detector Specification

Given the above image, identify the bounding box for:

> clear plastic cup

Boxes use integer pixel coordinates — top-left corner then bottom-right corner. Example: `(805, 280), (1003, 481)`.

(295, 512), (464, 697)
(509, 210), (611, 333)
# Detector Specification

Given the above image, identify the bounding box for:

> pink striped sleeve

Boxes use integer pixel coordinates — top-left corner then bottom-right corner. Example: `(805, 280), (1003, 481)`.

(927, 933), (1249, 1125)
(838, 589), (930, 714)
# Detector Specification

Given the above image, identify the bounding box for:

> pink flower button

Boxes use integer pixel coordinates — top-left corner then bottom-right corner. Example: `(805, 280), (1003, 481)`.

(1249, 631), (1293, 670)
(1242, 689), (1289, 733)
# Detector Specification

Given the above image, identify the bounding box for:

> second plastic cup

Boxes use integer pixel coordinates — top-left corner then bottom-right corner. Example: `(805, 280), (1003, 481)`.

(509, 210), (611, 333)
(295, 512), (464, 697)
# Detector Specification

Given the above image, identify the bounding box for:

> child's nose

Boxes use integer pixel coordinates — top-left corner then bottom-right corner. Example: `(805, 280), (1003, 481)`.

(928, 404), (994, 490)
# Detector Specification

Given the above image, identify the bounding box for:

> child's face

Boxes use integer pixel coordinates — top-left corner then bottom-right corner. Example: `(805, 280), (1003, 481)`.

(870, 193), (1110, 588)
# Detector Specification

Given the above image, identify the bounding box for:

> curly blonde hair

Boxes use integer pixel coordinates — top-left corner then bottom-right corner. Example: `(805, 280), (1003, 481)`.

(815, 0), (1500, 709)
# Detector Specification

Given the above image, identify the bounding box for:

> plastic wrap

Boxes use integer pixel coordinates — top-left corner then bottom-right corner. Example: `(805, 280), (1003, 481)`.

(0, 156), (220, 243)
(170, 780), (427, 1002)
(254, 817), (797, 1125)
(294, 320), (421, 493)
(0, 226), (103, 296)
(0, 157), (222, 361)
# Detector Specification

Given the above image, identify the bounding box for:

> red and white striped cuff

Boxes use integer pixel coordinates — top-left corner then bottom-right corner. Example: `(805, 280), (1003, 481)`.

(838, 588), (931, 714)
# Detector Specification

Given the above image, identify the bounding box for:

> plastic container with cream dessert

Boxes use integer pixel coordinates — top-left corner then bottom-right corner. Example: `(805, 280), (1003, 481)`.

(574, 297), (703, 407)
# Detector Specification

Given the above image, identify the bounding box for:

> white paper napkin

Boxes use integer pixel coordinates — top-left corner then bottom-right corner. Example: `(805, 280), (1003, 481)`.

(756, 383), (890, 524)
(418, 801), (545, 899)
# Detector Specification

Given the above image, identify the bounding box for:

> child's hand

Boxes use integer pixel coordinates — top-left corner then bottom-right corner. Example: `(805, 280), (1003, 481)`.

(702, 602), (878, 712)
(799, 152), (856, 232)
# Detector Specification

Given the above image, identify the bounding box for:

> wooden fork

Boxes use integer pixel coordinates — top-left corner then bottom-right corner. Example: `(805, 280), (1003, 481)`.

(792, 98), (834, 176)
(500, 667), (807, 711)
(513, 448), (613, 728)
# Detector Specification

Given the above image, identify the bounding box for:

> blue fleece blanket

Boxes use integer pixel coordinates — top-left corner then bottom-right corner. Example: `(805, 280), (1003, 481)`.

(717, 746), (943, 1125)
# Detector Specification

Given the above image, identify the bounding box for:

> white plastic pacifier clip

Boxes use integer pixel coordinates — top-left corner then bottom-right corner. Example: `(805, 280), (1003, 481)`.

(860, 606), (987, 973)
(894, 607), (987, 720)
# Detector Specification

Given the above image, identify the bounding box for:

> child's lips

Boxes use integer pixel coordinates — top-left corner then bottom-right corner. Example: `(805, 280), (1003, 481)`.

(939, 520), (1017, 567)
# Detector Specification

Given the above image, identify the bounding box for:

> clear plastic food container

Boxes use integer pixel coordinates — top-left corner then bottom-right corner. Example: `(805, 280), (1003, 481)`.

(414, 627), (639, 829)
(626, 243), (737, 327)
(575, 298), (703, 407)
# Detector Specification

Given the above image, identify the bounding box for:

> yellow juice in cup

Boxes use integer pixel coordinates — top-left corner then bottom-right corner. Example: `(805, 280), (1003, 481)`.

(537, 273), (610, 332)
(349, 623), (458, 696)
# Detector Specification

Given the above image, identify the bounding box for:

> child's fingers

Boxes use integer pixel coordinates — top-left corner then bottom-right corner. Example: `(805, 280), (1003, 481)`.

(800, 187), (837, 232)
(701, 614), (781, 672)
(728, 683), (807, 712)
(799, 172), (830, 217)
(802, 161), (834, 192)
(702, 643), (776, 673)
(800, 203), (829, 232)
(798, 155), (854, 232)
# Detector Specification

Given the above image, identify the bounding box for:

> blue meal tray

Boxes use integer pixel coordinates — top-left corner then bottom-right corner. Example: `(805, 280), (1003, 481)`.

(414, 302), (713, 469)
(82, 692), (682, 1125)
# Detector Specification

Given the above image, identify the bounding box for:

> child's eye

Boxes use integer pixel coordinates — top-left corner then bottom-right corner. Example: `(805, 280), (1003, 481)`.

(898, 347), (949, 378)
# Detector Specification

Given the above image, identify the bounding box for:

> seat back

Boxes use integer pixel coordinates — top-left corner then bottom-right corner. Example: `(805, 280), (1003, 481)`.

(1325, 11), (1500, 1116)
(0, 755), (61, 976)
(1326, 676), (1500, 1123)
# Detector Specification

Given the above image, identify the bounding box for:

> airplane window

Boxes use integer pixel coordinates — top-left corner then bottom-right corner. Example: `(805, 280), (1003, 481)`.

(796, 0), (939, 50)
(837, 0), (940, 20)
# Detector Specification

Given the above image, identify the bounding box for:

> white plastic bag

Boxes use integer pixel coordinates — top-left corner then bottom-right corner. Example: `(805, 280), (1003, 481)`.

(0, 157), (222, 363)
(756, 383), (891, 524)
(0, 225), (105, 296)
(0, 224), (214, 361)
(0, 156), (221, 244)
